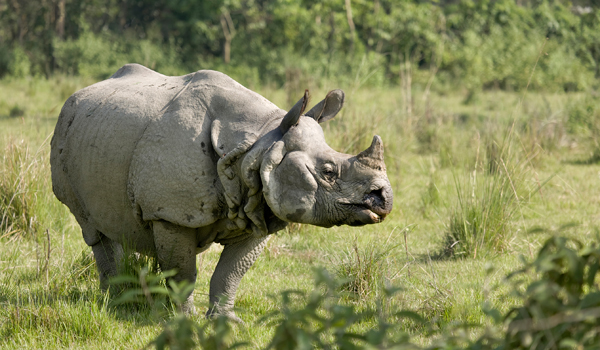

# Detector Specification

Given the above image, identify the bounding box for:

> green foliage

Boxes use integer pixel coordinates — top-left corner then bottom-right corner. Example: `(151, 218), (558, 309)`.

(9, 104), (25, 118)
(260, 268), (421, 350)
(110, 265), (246, 350)
(148, 282), (245, 350)
(151, 313), (246, 350)
(565, 94), (600, 163)
(110, 266), (177, 311)
(2, 0), (600, 90)
(135, 234), (600, 350)
(501, 232), (600, 349)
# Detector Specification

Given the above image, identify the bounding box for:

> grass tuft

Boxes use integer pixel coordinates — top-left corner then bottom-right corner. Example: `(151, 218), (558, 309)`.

(442, 135), (525, 259)
(334, 242), (388, 298)
(0, 140), (41, 238)
(330, 230), (405, 299)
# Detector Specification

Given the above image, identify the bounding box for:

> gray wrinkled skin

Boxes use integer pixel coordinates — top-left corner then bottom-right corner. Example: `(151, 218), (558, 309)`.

(50, 64), (393, 321)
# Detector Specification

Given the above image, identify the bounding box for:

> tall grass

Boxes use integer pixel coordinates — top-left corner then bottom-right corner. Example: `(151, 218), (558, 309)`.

(0, 137), (76, 243)
(0, 139), (42, 238)
(333, 242), (389, 299)
(442, 133), (526, 259)
(329, 228), (407, 300)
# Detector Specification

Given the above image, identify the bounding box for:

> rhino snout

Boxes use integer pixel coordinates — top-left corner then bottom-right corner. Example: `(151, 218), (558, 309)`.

(362, 184), (393, 220)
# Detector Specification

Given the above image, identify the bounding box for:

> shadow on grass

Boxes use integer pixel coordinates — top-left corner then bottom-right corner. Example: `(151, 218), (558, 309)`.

(0, 269), (166, 345)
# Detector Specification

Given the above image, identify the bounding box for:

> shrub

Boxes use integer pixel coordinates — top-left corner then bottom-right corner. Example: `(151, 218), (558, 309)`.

(8, 104), (25, 118)
(501, 232), (600, 349)
(566, 95), (600, 163)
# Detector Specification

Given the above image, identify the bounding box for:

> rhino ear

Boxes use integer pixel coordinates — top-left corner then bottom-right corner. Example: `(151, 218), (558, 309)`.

(305, 89), (345, 123)
(280, 90), (310, 134)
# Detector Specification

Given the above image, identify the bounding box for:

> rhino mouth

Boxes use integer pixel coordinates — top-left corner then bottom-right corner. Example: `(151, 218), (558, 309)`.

(341, 203), (387, 226)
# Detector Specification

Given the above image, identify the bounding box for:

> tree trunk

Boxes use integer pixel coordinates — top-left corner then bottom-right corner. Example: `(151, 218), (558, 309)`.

(344, 0), (355, 53)
(220, 11), (235, 64)
(56, 0), (65, 39)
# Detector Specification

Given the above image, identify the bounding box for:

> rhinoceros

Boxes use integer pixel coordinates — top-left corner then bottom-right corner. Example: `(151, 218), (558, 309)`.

(50, 64), (393, 321)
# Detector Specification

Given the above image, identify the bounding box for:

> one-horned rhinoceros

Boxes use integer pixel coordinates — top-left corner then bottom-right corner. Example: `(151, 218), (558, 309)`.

(50, 64), (393, 321)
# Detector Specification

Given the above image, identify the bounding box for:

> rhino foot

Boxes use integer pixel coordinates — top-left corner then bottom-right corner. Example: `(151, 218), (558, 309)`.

(205, 307), (244, 324)
(181, 294), (198, 316)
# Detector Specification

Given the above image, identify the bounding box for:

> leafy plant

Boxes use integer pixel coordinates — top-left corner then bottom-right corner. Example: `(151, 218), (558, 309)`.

(104, 230), (600, 350)
(9, 104), (25, 118)
(261, 268), (422, 350)
(111, 265), (246, 350)
(501, 230), (600, 349)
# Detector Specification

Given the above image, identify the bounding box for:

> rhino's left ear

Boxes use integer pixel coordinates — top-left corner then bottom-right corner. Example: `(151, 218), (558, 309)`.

(280, 90), (309, 134)
(305, 89), (345, 123)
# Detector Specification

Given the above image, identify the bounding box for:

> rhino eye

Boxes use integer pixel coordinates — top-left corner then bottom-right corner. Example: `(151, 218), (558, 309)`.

(322, 164), (337, 180)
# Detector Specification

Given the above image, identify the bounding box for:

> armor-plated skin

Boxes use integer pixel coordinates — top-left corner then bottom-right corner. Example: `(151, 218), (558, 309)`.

(51, 64), (393, 321)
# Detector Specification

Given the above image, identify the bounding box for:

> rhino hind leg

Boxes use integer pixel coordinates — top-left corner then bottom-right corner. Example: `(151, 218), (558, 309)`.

(152, 220), (199, 314)
(207, 236), (268, 323)
(91, 233), (124, 291)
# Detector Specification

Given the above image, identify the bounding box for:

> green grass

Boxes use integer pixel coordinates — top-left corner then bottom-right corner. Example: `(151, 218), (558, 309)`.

(1, 75), (600, 349)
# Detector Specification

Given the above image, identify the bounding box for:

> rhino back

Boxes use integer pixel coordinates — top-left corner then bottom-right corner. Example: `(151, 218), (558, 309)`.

(51, 64), (191, 248)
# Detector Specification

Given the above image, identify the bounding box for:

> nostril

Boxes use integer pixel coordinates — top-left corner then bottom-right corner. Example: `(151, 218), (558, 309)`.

(364, 188), (385, 208)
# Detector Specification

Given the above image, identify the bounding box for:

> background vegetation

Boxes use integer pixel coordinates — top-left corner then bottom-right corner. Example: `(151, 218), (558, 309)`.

(2, 0), (600, 349)
(2, 0), (600, 91)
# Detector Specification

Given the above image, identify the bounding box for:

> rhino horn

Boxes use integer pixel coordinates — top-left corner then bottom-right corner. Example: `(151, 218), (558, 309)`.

(356, 135), (385, 170)
(279, 90), (310, 134)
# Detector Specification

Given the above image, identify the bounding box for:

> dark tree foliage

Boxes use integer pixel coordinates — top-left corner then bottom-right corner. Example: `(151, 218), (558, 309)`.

(0, 0), (599, 90)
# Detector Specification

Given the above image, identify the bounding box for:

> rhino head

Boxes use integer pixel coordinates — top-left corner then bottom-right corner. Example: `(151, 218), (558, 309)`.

(260, 90), (393, 228)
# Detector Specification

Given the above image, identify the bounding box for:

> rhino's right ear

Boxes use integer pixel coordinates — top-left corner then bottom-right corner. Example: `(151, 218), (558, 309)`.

(305, 89), (345, 123)
(279, 90), (309, 134)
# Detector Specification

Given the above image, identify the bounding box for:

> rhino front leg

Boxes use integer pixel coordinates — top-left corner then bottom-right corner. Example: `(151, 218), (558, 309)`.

(91, 233), (124, 291)
(207, 235), (268, 323)
(152, 220), (199, 314)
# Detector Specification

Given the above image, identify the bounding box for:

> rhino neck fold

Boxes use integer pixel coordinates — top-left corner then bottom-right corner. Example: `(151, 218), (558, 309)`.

(215, 130), (287, 240)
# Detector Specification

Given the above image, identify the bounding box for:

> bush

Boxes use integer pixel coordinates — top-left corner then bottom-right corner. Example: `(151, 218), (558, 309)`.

(53, 30), (184, 79)
(566, 95), (600, 163)
(3, 0), (600, 90)
(501, 232), (600, 349)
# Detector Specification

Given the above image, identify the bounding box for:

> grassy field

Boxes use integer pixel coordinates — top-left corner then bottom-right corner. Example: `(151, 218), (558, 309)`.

(1, 75), (599, 349)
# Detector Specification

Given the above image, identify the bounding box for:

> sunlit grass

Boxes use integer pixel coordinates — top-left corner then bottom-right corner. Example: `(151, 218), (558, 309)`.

(0, 75), (599, 348)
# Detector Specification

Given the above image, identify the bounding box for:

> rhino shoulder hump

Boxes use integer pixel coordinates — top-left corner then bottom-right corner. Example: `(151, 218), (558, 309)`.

(110, 63), (166, 79)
